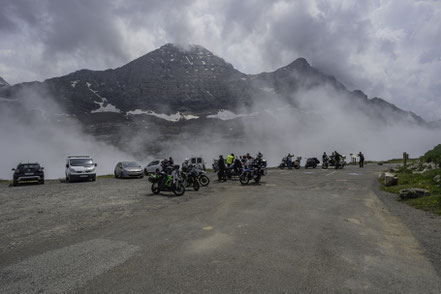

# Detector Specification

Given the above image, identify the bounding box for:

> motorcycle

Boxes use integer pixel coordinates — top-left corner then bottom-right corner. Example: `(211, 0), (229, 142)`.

(182, 166), (200, 191)
(322, 157), (329, 169)
(279, 156), (300, 170)
(240, 164), (262, 185)
(148, 168), (186, 196)
(195, 167), (210, 186)
(334, 155), (347, 169)
(225, 165), (242, 179)
(305, 157), (320, 169)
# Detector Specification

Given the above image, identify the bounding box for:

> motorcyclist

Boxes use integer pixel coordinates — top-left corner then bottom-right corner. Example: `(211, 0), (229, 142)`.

(171, 165), (181, 184)
(226, 153), (234, 168)
(169, 157), (174, 166)
(322, 152), (328, 162)
(181, 159), (189, 172)
(161, 159), (168, 172)
(217, 155), (226, 182)
(246, 154), (253, 168)
(233, 157), (242, 175)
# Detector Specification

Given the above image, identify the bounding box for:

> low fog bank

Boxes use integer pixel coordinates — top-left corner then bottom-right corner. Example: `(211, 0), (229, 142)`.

(1, 83), (440, 180)
(0, 88), (135, 179)
(234, 84), (441, 166)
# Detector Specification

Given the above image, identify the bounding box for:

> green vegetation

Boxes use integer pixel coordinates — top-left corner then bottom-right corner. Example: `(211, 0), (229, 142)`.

(381, 167), (441, 215)
(0, 179), (12, 184)
(421, 144), (441, 166)
(381, 158), (418, 164)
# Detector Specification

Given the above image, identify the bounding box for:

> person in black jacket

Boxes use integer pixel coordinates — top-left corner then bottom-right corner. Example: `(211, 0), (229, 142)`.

(334, 151), (341, 169)
(217, 155), (226, 182)
(358, 152), (365, 168)
(233, 157), (242, 175)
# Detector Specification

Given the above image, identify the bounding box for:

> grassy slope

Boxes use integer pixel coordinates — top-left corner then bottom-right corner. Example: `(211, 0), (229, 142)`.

(381, 167), (441, 215)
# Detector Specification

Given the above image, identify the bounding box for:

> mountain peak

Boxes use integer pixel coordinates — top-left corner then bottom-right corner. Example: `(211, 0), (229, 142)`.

(289, 58), (310, 69)
(158, 43), (213, 55)
(0, 76), (9, 88)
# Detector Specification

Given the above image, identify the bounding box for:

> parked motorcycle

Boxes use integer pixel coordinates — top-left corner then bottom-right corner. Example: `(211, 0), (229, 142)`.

(322, 157), (329, 169)
(305, 157), (320, 169)
(240, 166), (261, 185)
(148, 167), (186, 196)
(279, 156), (300, 169)
(225, 166), (242, 179)
(334, 155), (347, 169)
(195, 167), (210, 186)
(182, 166), (200, 191)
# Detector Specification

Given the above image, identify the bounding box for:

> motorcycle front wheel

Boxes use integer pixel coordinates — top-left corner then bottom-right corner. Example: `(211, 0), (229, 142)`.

(294, 165), (300, 169)
(173, 184), (186, 196)
(240, 174), (250, 185)
(151, 183), (160, 194)
(199, 175), (210, 186)
(279, 163), (285, 169)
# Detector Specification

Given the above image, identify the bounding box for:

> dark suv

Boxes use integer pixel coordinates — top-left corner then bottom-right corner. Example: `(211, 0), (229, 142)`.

(12, 163), (45, 186)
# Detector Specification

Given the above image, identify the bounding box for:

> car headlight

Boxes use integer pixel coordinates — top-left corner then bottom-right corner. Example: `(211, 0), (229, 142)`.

(69, 168), (77, 173)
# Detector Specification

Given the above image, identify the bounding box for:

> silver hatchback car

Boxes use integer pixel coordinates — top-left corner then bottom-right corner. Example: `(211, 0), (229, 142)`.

(114, 161), (144, 179)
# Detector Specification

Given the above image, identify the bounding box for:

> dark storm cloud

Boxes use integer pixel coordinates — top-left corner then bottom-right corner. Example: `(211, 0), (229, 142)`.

(0, 0), (440, 120)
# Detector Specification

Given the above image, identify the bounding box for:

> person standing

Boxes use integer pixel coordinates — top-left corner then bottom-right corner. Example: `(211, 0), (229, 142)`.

(334, 151), (340, 169)
(287, 153), (293, 169)
(217, 155), (226, 182)
(226, 153), (234, 168)
(358, 152), (365, 168)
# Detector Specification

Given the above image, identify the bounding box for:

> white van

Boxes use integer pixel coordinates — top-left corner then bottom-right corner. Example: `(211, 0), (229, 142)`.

(65, 156), (97, 182)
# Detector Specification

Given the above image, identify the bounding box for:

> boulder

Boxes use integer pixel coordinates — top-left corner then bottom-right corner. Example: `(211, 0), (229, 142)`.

(378, 172), (385, 180)
(384, 173), (398, 186)
(399, 188), (430, 200)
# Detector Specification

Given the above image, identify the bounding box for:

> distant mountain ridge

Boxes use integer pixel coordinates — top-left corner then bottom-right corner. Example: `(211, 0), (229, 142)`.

(0, 43), (427, 127)
(0, 76), (9, 88)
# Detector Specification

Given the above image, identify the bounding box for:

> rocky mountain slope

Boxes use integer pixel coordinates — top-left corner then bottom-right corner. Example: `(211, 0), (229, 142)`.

(0, 44), (434, 158)
(0, 44), (426, 125)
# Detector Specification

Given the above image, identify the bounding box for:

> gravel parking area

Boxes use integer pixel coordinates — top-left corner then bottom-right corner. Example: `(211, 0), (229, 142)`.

(0, 176), (213, 255)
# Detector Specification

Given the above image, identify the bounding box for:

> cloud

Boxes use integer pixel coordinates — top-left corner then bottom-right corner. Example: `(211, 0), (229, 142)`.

(0, 0), (440, 119)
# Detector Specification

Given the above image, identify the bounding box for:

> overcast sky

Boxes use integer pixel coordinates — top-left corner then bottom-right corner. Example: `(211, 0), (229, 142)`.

(1, 0), (440, 120)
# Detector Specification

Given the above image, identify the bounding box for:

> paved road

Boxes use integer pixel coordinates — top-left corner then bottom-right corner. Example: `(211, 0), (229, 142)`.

(1, 165), (440, 293)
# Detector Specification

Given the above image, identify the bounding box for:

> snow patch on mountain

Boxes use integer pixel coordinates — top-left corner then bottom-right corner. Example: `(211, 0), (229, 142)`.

(71, 80), (79, 88)
(126, 109), (199, 122)
(206, 110), (258, 120)
(91, 98), (121, 113)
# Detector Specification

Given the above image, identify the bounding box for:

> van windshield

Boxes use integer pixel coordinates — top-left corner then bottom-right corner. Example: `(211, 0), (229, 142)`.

(70, 159), (93, 166)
